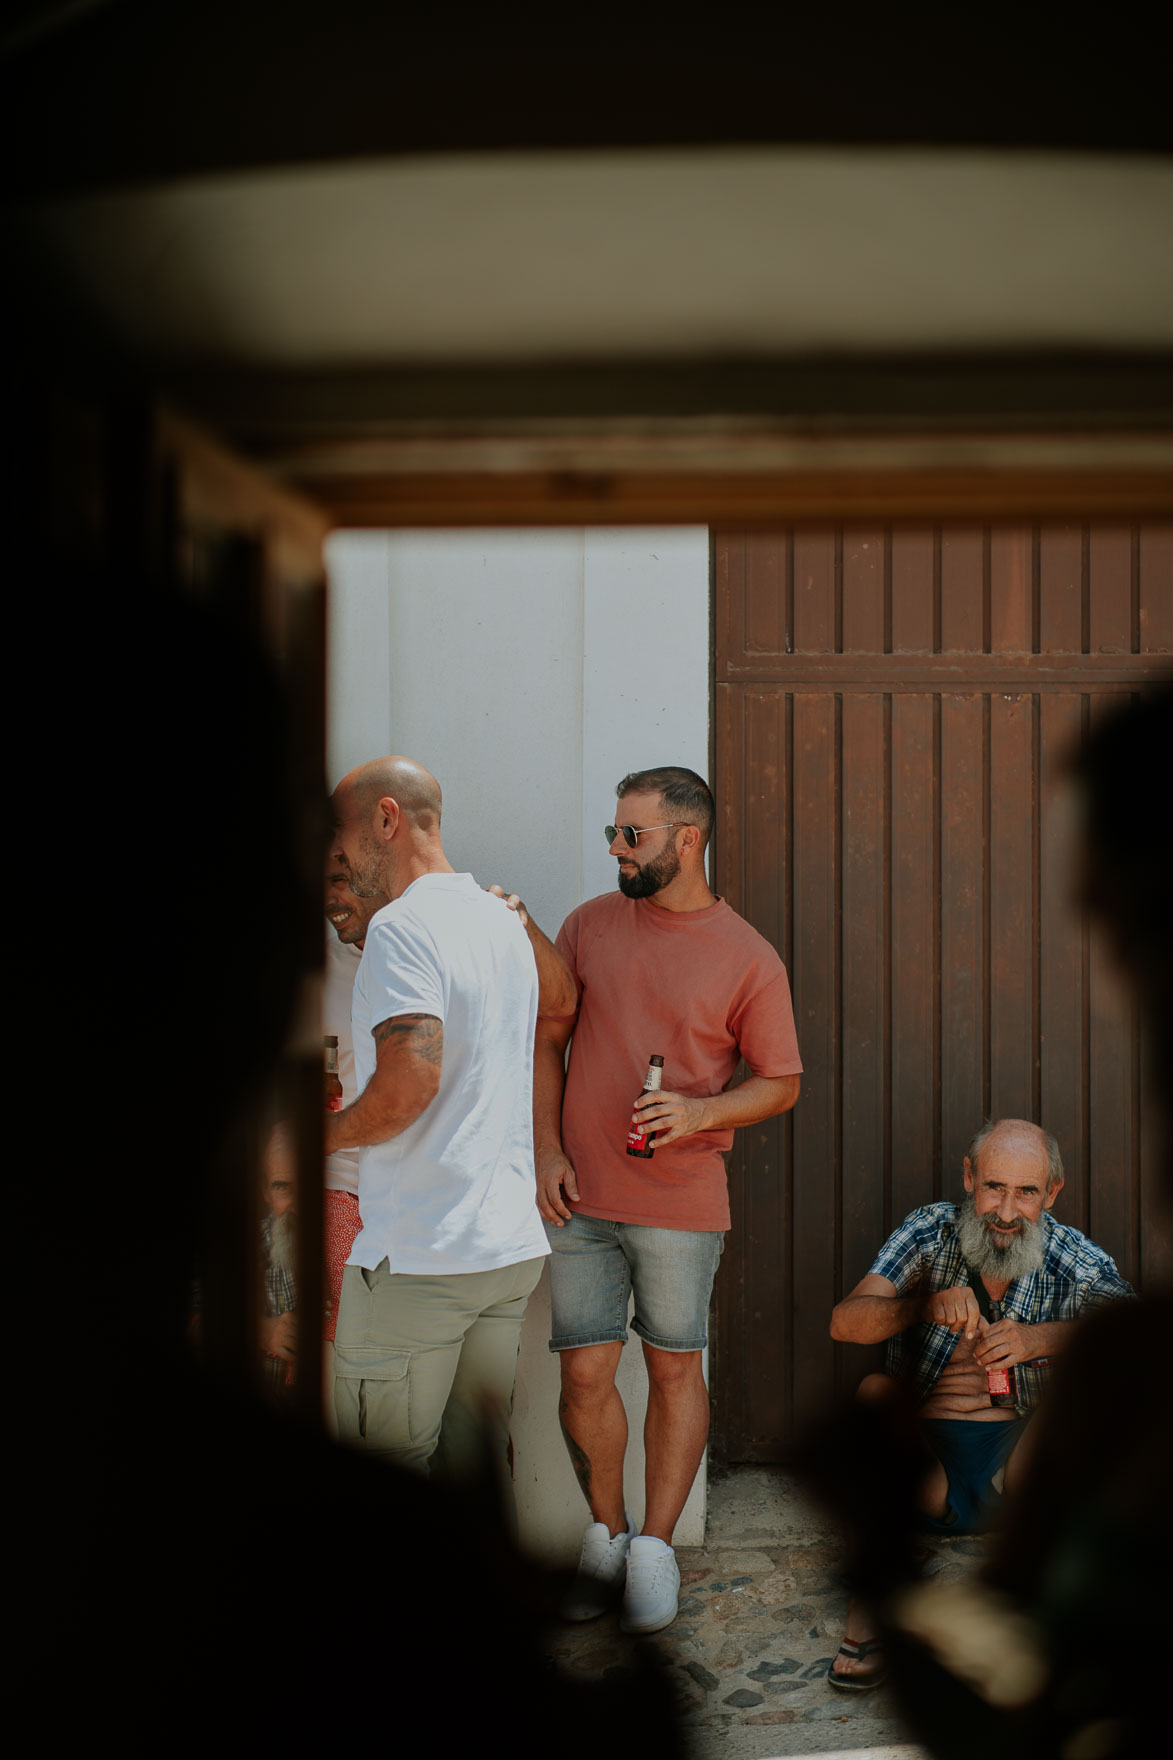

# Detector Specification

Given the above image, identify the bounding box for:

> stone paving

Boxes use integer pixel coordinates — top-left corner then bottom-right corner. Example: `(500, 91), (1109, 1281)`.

(545, 1464), (982, 1759)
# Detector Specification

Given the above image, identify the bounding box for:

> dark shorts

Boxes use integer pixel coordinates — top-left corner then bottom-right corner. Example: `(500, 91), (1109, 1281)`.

(921, 1415), (1030, 1534)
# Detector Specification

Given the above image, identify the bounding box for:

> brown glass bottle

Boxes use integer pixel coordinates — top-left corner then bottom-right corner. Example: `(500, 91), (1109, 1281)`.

(626, 1055), (665, 1158)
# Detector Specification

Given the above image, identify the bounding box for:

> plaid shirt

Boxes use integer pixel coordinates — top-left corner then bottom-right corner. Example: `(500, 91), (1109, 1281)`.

(261, 1215), (297, 1393)
(870, 1201), (1135, 1412)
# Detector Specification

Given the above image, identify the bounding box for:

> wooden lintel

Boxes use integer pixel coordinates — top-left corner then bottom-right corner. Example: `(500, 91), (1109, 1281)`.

(293, 468), (1173, 530)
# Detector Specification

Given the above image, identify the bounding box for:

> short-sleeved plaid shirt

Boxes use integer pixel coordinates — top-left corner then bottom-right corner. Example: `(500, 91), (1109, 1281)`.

(869, 1202), (1135, 1411)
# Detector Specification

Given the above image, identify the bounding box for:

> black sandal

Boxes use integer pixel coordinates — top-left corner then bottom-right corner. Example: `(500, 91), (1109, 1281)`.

(827, 1637), (887, 1692)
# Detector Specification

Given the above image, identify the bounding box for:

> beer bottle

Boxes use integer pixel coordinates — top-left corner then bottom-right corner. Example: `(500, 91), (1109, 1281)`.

(626, 1055), (665, 1158)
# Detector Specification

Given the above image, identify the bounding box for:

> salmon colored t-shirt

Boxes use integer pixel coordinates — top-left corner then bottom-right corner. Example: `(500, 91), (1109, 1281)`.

(555, 892), (802, 1231)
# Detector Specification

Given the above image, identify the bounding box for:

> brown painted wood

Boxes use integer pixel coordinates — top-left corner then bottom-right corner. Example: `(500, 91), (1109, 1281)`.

(295, 466), (1173, 531)
(892, 529), (935, 653)
(712, 522), (1169, 1460)
(842, 531), (885, 652)
(1140, 526), (1173, 650)
(988, 693), (1035, 1121)
(891, 695), (937, 1218)
(789, 692), (840, 1426)
(940, 693), (986, 1180)
(1039, 525), (1084, 654)
(840, 693), (888, 1307)
(1089, 527), (1134, 653)
(940, 529), (986, 653)
(1038, 693), (1088, 1230)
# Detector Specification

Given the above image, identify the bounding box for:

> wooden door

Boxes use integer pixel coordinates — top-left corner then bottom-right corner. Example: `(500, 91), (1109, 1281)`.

(711, 522), (1173, 1460)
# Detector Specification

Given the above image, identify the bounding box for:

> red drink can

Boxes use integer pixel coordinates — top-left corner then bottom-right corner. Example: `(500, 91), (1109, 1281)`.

(985, 1365), (1018, 1406)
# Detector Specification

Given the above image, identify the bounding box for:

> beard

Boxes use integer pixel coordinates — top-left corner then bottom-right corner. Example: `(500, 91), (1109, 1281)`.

(268, 1208), (297, 1274)
(346, 830), (387, 899)
(956, 1190), (1045, 1282)
(618, 842), (681, 899)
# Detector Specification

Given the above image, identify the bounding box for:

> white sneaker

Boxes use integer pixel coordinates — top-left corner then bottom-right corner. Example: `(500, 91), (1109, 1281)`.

(620, 1535), (680, 1635)
(561, 1514), (634, 1621)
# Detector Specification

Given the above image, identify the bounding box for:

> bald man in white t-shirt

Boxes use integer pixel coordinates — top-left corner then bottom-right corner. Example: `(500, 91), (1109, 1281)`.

(324, 756), (574, 1483)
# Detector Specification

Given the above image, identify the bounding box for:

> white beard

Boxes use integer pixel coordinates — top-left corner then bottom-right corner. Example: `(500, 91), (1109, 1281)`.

(268, 1208), (297, 1274)
(957, 1190), (1045, 1283)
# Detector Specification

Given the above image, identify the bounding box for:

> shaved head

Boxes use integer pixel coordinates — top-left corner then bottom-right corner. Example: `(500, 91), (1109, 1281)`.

(338, 756), (442, 831)
(330, 755), (451, 902)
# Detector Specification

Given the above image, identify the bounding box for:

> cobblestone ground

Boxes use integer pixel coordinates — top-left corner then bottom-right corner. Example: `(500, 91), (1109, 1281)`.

(545, 1464), (981, 1760)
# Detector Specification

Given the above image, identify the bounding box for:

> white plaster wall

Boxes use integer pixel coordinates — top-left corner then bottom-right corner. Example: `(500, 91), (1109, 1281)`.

(324, 525), (710, 1563)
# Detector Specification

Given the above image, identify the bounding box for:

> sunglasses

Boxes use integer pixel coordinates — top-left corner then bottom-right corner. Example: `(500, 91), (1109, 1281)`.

(605, 822), (681, 848)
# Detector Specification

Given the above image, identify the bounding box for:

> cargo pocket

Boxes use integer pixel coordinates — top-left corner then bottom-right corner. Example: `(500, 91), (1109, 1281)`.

(334, 1346), (414, 1451)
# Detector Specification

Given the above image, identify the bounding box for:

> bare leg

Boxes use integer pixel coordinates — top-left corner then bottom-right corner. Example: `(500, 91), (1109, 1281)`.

(833, 1371), (940, 1685)
(558, 1341), (628, 1535)
(997, 1413), (1037, 1496)
(641, 1343), (710, 1544)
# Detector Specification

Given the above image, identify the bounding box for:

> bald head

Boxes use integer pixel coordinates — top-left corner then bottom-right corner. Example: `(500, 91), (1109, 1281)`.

(339, 756), (442, 831)
(330, 755), (452, 902)
(966, 1118), (1063, 1190)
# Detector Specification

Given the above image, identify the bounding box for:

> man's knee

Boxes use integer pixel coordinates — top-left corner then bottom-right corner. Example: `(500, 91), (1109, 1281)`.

(642, 1342), (706, 1393)
(855, 1371), (898, 1404)
(559, 1341), (623, 1402)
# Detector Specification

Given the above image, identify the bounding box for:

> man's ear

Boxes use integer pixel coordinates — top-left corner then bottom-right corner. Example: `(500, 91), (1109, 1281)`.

(679, 823), (703, 856)
(374, 795), (401, 842)
(962, 1156), (975, 1194)
(1043, 1179), (1063, 1212)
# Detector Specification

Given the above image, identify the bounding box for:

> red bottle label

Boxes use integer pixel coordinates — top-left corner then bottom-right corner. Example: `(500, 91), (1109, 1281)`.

(626, 1121), (650, 1152)
(327, 1095), (343, 1113)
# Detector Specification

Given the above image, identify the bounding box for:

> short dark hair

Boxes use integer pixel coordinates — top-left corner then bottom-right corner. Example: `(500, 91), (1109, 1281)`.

(616, 766), (715, 847)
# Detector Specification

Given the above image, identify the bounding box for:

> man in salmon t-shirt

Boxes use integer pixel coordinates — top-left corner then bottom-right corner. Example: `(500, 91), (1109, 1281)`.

(536, 766), (802, 1635)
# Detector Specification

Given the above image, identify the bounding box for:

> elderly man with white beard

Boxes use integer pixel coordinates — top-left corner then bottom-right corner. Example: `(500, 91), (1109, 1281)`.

(825, 1117), (1134, 1691)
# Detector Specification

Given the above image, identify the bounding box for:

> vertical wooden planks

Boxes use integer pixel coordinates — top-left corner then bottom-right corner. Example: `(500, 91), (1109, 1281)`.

(892, 529), (935, 653)
(1038, 525), (1084, 655)
(940, 528), (985, 652)
(1087, 925), (1138, 1284)
(712, 531), (744, 674)
(793, 531), (837, 653)
(1139, 524), (1173, 651)
(940, 694), (985, 1177)
(789, 691), (838, 1421)
(988, 693), (1036, 1120)
(1089, 526), (1133, 652)
(743, 690), (787, 958)
(738, 687), (791, 1451)
(713, 520), (1171, 1460)
(890, 694), (937, 1217)
(840, 693), (887, 1304)
(714, 682), (746, 917)
(841, 530), (884, 652)
(989, 526), (1034, 653)
(1139, 1055), (1172, 1290)
(1038, 694), (1087, 1231)
(744, 529), (788, 656)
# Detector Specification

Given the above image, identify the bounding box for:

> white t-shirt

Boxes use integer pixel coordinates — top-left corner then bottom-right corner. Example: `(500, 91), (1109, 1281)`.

(348, 872), (550, 1276)
(323, 927), (361, 1195)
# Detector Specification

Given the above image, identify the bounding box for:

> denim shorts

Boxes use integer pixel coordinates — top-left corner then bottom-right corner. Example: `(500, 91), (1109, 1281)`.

(921, 1415), (1031, 1534)
(545, 1211), (725, 1353)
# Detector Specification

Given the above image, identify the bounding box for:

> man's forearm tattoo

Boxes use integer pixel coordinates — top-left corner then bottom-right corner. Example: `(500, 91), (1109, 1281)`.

(559, 1394), (592, 1500)
(373, 1013), (443, 1066)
